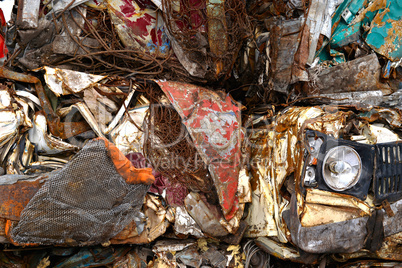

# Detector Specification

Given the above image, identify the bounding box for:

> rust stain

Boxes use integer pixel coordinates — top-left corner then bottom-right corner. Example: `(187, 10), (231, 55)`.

(0, 179), (44, 221)
(378, 19), (402, 59)
(4, 220), (39, 246)
(353, 0), (388, 23)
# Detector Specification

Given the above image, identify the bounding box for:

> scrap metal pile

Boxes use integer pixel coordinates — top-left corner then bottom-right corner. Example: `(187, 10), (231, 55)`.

(0, 0), (401, 267)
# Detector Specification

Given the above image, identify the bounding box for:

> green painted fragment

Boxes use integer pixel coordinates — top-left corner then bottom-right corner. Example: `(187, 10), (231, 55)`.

(365, 0), (402, 61)
(330, 49), (346, 64)
(331, 22), (362, 48)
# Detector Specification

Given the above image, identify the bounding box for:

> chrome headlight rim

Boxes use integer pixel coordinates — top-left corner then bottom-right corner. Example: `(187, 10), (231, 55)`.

(322, 145), (362, 192)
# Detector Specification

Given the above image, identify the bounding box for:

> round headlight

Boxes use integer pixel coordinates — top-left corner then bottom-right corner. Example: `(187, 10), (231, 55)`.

(322, 145), (361, 191)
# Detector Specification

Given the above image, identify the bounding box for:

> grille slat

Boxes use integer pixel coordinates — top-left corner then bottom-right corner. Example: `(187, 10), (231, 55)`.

(375, 143), (402, 204)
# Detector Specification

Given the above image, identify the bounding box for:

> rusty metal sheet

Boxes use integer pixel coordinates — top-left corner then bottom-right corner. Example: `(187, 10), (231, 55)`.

(305, 188), (372, 214)
(106, 0), (170, 57)
(245, 107), (325, 242)
(0, 175), (45, 221)
(156, 81), (242, 221)
(308, 53), (386, 94)
(244, 130), (280, 239)
(206, 0), (228, 75)
(383, 198), (402, 238)
(305, 0), (328, 65)
(266, 17), (304, 93)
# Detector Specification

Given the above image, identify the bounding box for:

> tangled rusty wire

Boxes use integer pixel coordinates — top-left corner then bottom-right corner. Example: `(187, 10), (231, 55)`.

(162, 0), (252, 81)
(56, 6), (215, 82)
(53, 7), (168, 76)
(142, 86), (213, 193)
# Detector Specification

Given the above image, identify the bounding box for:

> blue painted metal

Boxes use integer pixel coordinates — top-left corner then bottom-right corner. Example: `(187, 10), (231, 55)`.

(54, 247), (130, 268)
(382, 60), (392, 79)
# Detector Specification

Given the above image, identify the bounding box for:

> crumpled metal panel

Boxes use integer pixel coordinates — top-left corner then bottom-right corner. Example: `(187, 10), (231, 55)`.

(285, 195), (369, 254)
(16, 0), (40, 29)
(305, 0), (329, 65)
(365, 0), (402, 61)
(156, 81), (242, 221)
(110, 107), (148, 155)
(0, 89), (32, 147)
(173, 206), (204, 238)
(184, 192), (229, 237)
(106, 0), (170, 57)
(43, 67), (106, 97)
(29, 113), (79, 154)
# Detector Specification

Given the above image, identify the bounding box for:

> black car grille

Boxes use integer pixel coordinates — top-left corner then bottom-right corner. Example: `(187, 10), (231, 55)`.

(374, 143), (402, 205)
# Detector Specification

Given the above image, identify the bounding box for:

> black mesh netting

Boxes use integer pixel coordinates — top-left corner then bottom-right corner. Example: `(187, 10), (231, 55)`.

(11, 139), (149, 245)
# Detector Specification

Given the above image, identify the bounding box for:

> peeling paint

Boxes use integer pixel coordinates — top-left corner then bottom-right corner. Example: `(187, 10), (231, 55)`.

(156, 81), (242, 221)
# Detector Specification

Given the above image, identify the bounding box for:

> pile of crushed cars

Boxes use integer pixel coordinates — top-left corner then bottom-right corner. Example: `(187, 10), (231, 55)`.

(0, 0), (401, 267)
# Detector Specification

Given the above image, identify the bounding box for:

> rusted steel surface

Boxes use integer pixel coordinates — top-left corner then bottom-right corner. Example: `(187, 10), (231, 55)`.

(156, 80), (242, 221)
(206, 0), (228, 75)
(0, 176), (44, 221)
(308, 54), (385, 94)
(0, 68), (90, 139)
(267, 17), (304, 93)
(383, 198), (402, 237)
